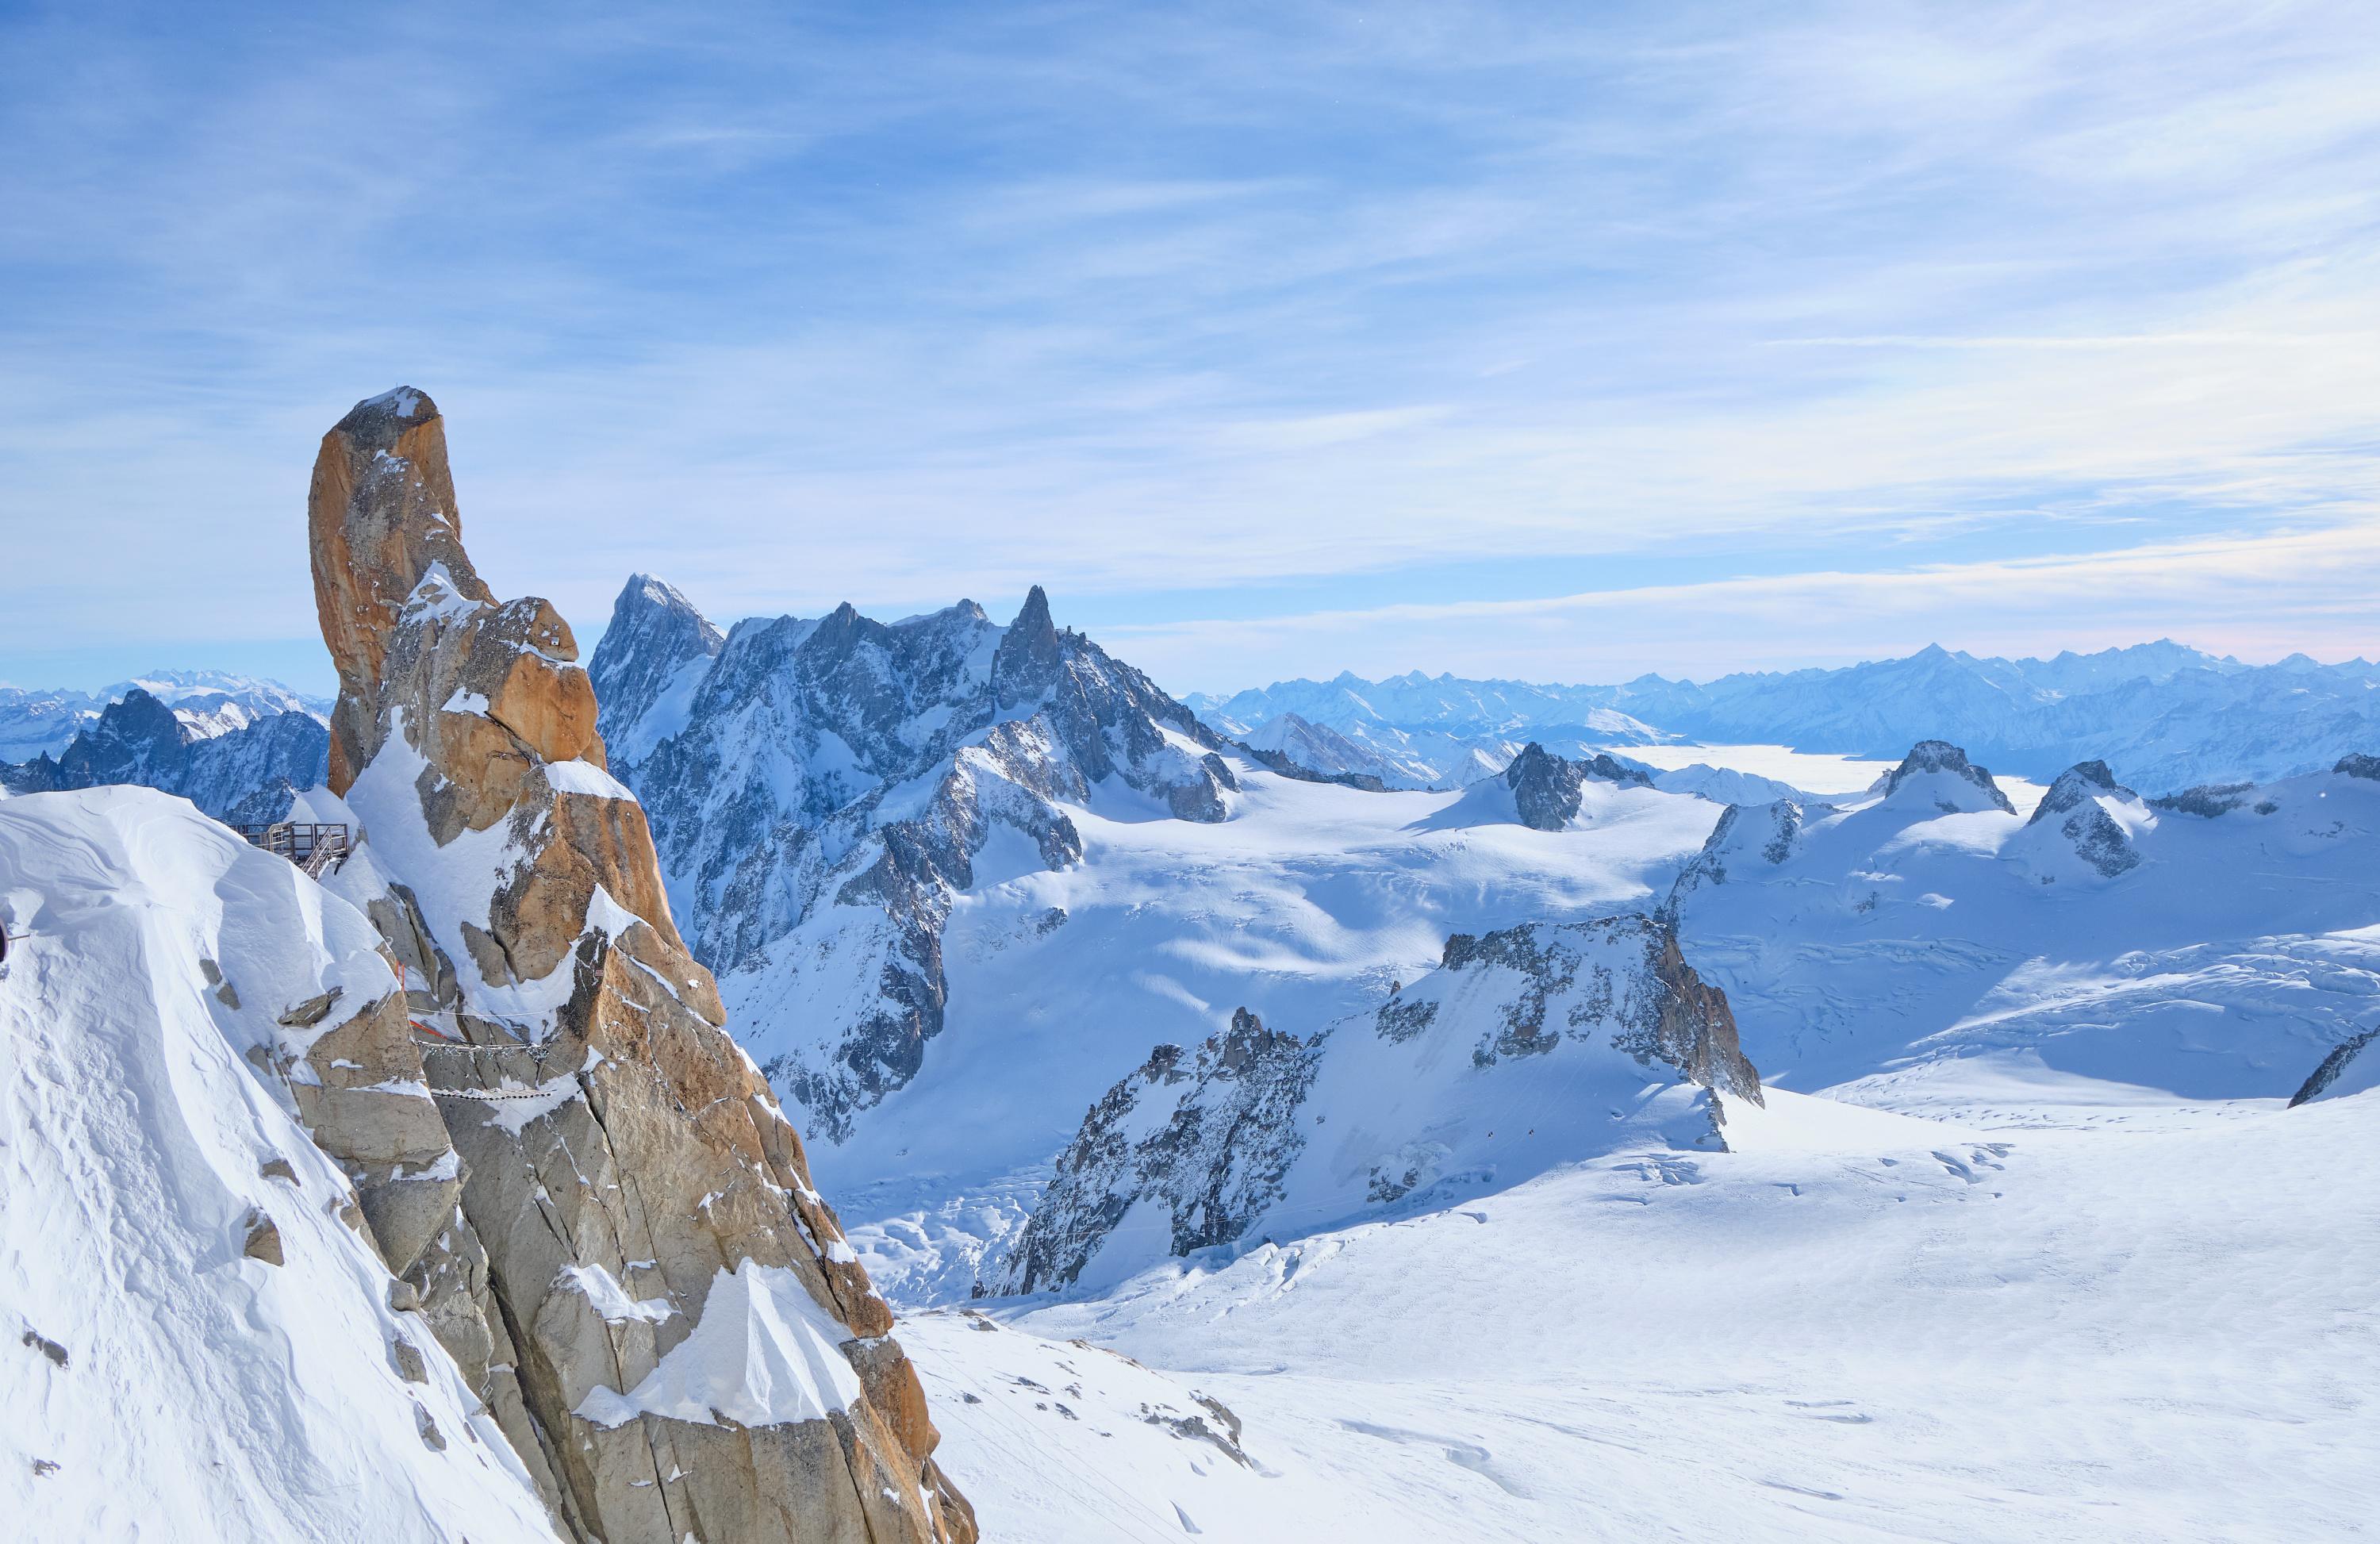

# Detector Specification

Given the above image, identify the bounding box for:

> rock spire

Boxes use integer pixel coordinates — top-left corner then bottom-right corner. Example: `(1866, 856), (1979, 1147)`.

(305, 387), (975, 1544)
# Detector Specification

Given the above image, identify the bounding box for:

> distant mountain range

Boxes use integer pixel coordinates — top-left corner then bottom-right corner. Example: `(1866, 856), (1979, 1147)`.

(1187, 641), (2380, 795)
(0, 686), (328, 824)
(0, 670), (329, 762)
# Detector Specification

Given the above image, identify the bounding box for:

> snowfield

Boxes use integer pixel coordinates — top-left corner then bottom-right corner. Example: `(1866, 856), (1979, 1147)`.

(797, 755), (1726, 1300)
(930, 1088), (2379, 1543)
(0, 789), (558, 1543)
(808, 743), (2380, 1542)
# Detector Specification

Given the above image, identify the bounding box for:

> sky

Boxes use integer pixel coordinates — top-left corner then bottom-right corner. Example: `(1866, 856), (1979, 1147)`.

(3, 0), (2378, 697)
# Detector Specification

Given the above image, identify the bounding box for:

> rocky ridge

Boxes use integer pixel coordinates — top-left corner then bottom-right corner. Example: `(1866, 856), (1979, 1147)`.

(1502, 741), (1653, 830)
(299, 387), (973, 1544)
(1663, 739), (2380, 1106)
(995, 913), (1760, 1295)
(591, 572), (1238, 1141)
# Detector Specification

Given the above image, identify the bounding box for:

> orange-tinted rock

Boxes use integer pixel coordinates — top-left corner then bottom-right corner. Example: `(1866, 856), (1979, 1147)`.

(306, 386), (973, 1544)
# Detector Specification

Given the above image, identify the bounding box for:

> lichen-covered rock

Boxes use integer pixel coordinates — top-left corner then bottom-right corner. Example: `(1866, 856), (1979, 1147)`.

(995, 915), (1760, 1294)
(305, 387), (973, 1544)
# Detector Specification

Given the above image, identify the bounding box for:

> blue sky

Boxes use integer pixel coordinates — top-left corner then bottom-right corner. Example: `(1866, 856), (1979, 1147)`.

(4, 0), (2378, 696)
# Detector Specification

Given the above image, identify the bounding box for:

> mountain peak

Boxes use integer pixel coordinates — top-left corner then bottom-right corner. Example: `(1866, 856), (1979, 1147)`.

(992, 585), (1065, 709)
(309, 385), (493, 787)
(1883, 739), (2017, 814)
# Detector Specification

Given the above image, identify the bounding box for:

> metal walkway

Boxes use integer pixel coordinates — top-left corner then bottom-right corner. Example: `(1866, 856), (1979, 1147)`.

(227, 820), (350, 876)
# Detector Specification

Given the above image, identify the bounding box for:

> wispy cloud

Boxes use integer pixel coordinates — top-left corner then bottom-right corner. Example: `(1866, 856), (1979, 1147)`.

(2, 0), (2378, 691)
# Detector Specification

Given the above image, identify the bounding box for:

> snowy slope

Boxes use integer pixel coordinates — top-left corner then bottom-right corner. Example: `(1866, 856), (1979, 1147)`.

(931, 1086), (2380, 1543)
(0, 788), (558, 1543)
(1666, 745), (2380, 1112)
(995, 912), (1762, 1295)
(803, 759), (1723, 1300)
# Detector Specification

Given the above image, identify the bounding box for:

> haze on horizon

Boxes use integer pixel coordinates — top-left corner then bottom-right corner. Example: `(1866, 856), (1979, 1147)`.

(5, 0), (2378, 697)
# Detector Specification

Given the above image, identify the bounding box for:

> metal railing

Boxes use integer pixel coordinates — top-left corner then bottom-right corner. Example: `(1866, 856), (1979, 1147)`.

(227, 820), (351, 875)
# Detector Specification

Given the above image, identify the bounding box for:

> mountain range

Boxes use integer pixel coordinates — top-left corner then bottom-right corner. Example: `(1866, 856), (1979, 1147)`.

(0, 670), (328, 761)
(6, 388), (2377, 1542)
(0, 686), (328, 823)
(1192, 642), (2380, 794)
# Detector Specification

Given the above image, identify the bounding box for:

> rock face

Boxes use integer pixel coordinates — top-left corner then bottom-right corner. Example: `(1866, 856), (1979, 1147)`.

(996, 1009), (1322, 1295)
(590, 570), (1237, 1141)
(1881, 739), (2017, 814)
(587, 575), (725, 774)
(1501, 741), (1651, 830)
(996, 914), (1760, 1294)
(303, 388), (973, 1544)
(2022, 760), (2146, 878)
(0, 686), (329, 823)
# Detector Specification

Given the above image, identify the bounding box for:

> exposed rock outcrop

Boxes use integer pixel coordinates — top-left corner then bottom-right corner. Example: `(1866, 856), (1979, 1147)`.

(996, 1009), (1322, 1295)
(590, 571), (1238, 1141)
(2022, 760), (2145, 878)
(304, 387), (973, 1544)
(1880, 739), (2017, 815)
(1501, 741), (1651, 830)
(995, 914), (1759, 1295)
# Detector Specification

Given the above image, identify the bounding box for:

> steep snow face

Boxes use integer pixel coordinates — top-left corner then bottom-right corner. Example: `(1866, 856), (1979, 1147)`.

(0, 789), (559, 1544)
(1, 688), (329, 824)
(1878, 738), (2017, 814)
(1667, 745), (2380, 1111)
(593, 577), (1240, 1141)
(1238, 710), (1428, 788)
(994, 914), (1759, 1294)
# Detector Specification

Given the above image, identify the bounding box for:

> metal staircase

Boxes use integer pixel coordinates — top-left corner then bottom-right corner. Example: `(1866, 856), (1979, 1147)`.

(226, 820), (351, 876)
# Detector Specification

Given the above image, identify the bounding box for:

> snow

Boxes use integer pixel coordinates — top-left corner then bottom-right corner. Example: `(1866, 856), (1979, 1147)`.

(1674, 762), (2380, 1111)
(573, 1261), (862, 1430)
(912, 1086), (2380, 1542)
(0, 788), (558, 1542)
(557, 1262), (677, 1325)
(545, 758), (635, 801)
(308, 716), (584, 1034)
(746, 756), (1726, 1296)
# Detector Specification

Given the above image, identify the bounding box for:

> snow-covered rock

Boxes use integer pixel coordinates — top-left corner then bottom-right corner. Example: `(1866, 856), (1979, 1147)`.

(1665, 740), (2380, 1112)
(584, 574), (721, 775)
(1190, 642), (2380, 794)
(301, 386), (974, 1544)
(996, 914), (1759, 1293)
(592, 573), (1238, 1141)
(0, 787), (559, 1543)
(1, 687), (328, 824)
(0, 672), (328, 762)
